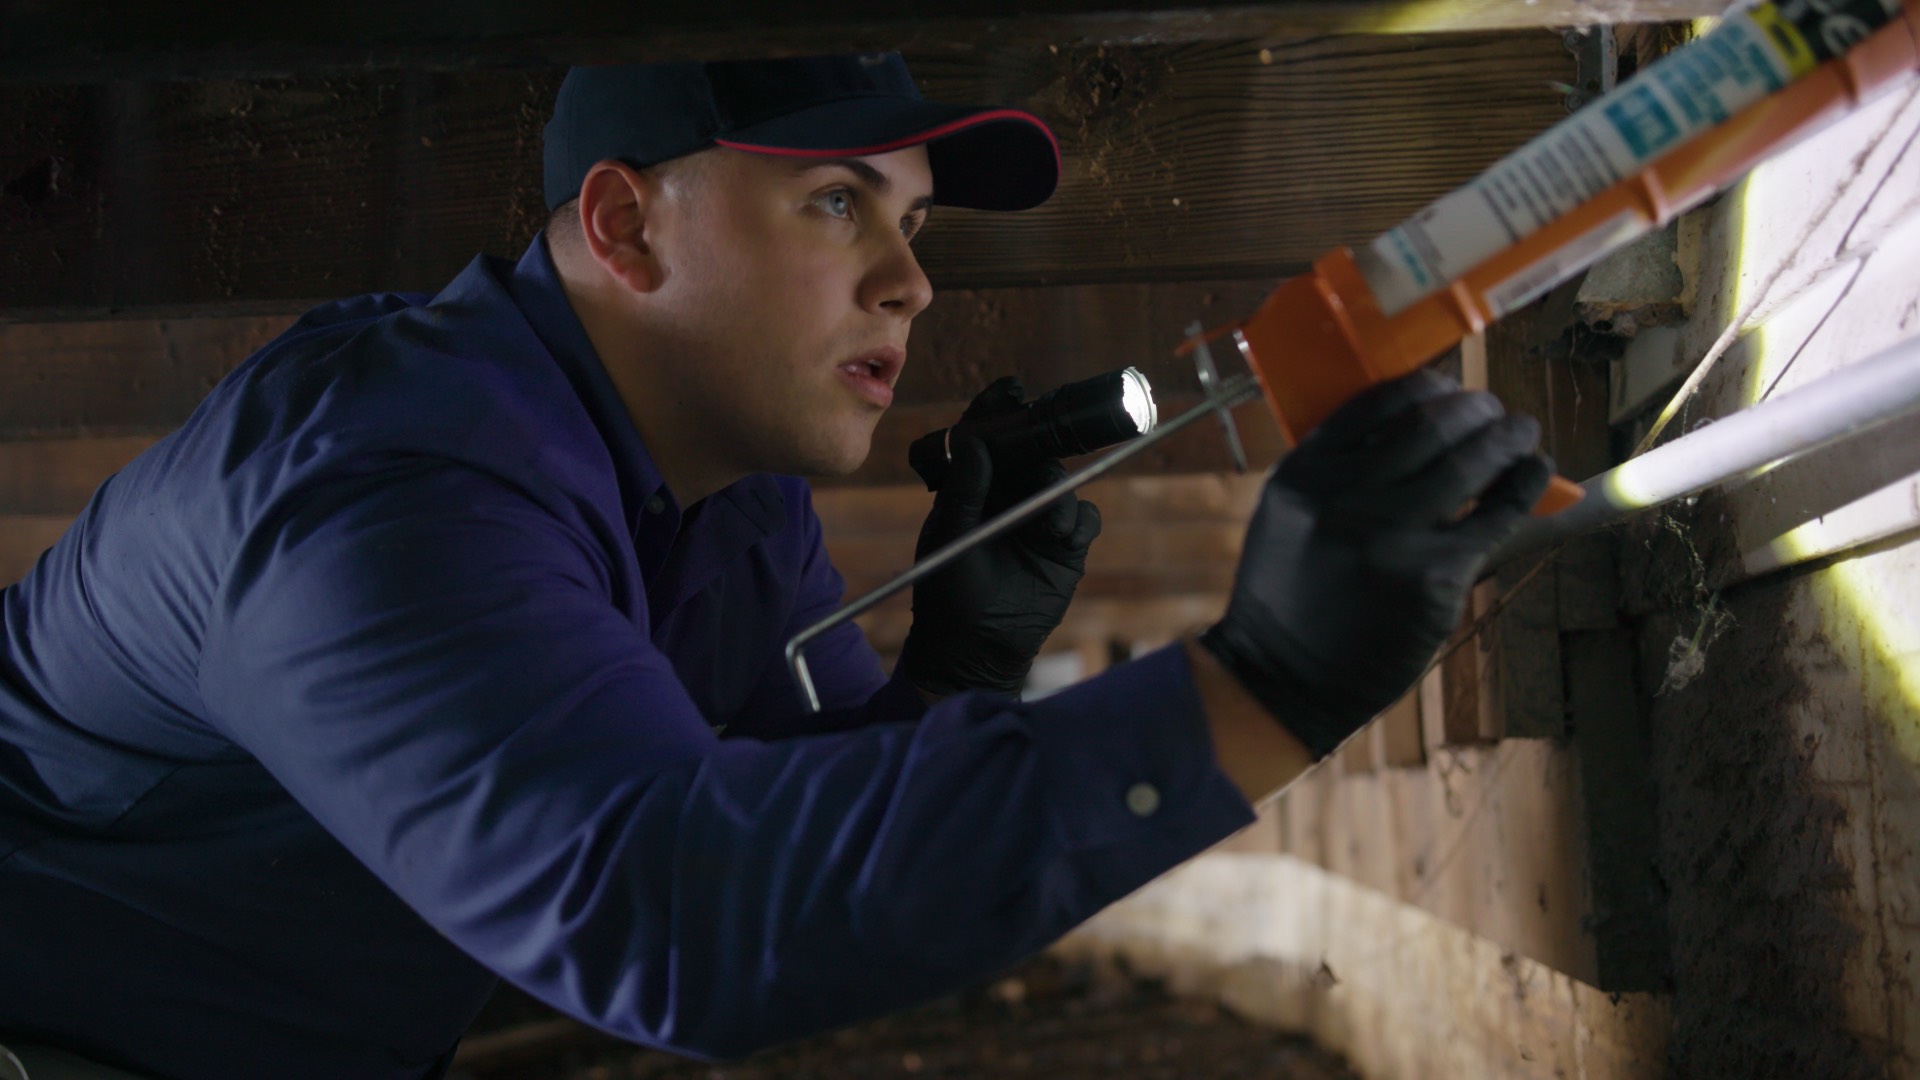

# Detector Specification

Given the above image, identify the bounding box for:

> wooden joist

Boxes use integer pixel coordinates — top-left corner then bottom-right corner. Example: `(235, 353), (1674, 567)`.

(0, 284), (1277, 435)
(0, 33), (1579, 315)
(0, 1), (1723, 82)
(0, 280), (1288, 485)
(1058, 852), (1672, 1080)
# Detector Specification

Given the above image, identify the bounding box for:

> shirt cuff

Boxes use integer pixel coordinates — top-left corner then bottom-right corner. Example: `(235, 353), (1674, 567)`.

(1025, 643), (1256, 898)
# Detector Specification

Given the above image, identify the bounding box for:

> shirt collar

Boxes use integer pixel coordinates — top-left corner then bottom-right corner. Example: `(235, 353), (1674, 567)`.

(498, 234), (785, 545)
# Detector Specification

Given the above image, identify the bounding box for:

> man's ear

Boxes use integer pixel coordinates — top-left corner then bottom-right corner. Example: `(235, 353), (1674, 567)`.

(577, 160), (668, 295)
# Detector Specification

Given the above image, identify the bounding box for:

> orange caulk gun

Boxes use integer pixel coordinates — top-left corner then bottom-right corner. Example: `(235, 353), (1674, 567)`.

(1207, 0), (1920, 515)
(786, 1), (1920, 711)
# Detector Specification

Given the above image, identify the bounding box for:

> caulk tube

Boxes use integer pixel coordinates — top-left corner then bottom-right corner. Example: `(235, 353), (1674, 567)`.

(1355, 0), (1902, 317)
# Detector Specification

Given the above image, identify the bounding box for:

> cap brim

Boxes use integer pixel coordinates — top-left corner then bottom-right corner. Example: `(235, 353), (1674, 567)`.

(715, 98), (1060, 212)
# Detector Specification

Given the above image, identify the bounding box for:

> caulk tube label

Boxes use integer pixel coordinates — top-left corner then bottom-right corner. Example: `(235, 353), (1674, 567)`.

(1356, 0), (1899, 317)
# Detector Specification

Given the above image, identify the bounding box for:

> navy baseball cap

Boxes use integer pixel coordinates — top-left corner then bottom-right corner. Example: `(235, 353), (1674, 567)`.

(543, 53), (1061, 213)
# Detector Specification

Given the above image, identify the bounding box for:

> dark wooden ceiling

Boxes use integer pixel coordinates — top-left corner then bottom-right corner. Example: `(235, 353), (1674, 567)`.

(0, 1), (1678, 487)
(0, 0), (1721, 81)
(0, 0), (1724, 319)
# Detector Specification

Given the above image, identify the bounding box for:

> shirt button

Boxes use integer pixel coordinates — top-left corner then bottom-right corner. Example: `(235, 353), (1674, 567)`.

(644, 495), (665, 515)
(1125, 782), (1161, 818)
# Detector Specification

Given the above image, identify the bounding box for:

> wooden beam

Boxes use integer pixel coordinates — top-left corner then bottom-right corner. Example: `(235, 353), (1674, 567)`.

(0, 437), (155, 515)
(0, 283), (1280, 436)
(1281, 737), (1615, 984)
(1058, 852), (1671, 1080)
(0, 516), (70, 586)
(0, 281), (1289, 482)
(0, 317), (291, 439)
(1565, 626), (1668, 990)
(1375, 686), (1426, 768)
(0, 1), (1723, 82)
(0, 33), (1577, 315)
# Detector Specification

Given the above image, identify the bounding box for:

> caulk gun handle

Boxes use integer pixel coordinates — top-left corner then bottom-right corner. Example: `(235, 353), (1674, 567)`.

(1232, 254), (1585, 517)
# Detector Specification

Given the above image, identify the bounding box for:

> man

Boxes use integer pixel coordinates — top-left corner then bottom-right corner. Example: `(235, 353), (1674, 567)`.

(0, 54), (1547, 1077)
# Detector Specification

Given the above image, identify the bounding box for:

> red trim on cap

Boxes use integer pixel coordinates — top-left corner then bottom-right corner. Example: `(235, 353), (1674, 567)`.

(715, 108), (1061, 168)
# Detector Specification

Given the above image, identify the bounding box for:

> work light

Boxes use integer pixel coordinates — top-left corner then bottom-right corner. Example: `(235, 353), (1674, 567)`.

(907, 368), (1159, 491)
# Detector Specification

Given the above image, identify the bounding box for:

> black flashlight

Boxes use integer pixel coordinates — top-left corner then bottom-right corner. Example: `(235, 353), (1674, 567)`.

(908, 367), (1159, 491)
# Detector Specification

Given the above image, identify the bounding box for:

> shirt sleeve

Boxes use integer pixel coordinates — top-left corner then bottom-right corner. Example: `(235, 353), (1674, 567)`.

(196, 460), (1254, 1059)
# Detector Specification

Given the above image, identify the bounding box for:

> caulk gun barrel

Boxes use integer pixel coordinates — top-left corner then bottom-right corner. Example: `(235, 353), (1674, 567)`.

(1356, 0), (1911, 317)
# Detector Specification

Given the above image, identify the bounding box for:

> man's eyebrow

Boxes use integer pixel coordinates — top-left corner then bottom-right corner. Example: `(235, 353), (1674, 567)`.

(792, 157), (934, 214)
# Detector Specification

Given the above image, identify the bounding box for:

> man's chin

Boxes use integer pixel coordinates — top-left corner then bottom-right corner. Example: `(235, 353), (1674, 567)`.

(789, 434), (874, 480)
(801, 452), (870, 480)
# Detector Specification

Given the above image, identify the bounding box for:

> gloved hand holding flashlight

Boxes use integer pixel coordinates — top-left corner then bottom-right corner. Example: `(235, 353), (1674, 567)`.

(1200, 369), (1551, 758)
(899, 377), (1103, 698)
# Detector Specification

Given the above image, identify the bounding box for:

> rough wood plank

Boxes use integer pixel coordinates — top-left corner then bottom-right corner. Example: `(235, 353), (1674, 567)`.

(1482, 289), (1602, 739)
(1208, 798), (1283, 855)
(1375, 686), (1425, 768)
(0, 33), (1577, 314)
(0, 436), (156, 515)
(0, 392), (1284, 490)
(0, 1), (1724, 82)
(0, 281), (1293, 480)
(0, 316), (293, 438)
(1565, 627), (1667, 990)
(1440, 582), (1504, 746)
(1059, 852), (1671, 1080)
(0, 516), (71, 586)
(0, 283), (1272, 431)
(1338, 726), (1376, 775)
(1418, 665), (1447, 751)
(1481, 320), (1565, 738)
(1279, 735), (1604, 982)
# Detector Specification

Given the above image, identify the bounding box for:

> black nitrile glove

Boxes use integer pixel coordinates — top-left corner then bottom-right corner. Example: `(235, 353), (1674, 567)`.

(1199, 368), (1552, 758)
(898, 377), (1103, 697)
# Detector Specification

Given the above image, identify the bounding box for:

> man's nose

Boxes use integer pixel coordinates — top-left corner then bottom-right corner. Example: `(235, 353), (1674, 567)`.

(863, 235), (934, 320)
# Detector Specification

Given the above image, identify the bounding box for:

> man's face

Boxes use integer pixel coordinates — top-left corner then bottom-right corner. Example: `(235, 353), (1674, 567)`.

(643, 145), (935, 479)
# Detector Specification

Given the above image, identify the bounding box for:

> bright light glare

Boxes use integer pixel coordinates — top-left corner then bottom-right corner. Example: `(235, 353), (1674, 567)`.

(1121, 368), (1158, 435)
(1731, 112), (1920, 760)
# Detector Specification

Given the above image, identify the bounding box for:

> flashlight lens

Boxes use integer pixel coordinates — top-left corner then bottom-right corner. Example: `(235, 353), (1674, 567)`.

(1120, 368), (1157, 435)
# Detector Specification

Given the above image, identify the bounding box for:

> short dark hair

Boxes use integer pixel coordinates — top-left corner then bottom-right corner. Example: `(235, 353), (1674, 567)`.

(547, 197), (580, 246)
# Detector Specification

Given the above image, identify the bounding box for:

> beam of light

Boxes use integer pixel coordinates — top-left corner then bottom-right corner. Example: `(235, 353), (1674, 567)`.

(1598, 453), (1678, 515)
(1729, 121), (1920, 762)
(1356, 1), (1504, 34)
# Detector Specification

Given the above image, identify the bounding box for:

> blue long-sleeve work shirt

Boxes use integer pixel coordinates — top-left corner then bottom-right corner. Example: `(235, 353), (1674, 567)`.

(0, 236), (1255, 1079)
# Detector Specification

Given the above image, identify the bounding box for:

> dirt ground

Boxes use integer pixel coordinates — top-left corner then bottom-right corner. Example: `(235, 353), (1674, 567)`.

(451, 954), (1357, 1080)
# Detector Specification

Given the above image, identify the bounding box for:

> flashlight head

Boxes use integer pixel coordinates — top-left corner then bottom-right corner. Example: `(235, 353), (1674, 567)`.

(906, 366), (1161, 491)
(1119, 367), (1158, 436)
(1025, 367), (1157, 459)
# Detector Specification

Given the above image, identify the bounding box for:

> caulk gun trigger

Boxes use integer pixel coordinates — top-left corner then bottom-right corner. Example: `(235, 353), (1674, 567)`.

(1187, 320), (1248, 474)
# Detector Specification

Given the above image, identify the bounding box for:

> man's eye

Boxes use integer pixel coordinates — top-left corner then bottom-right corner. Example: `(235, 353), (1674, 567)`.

(816, 190), (854, 218)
